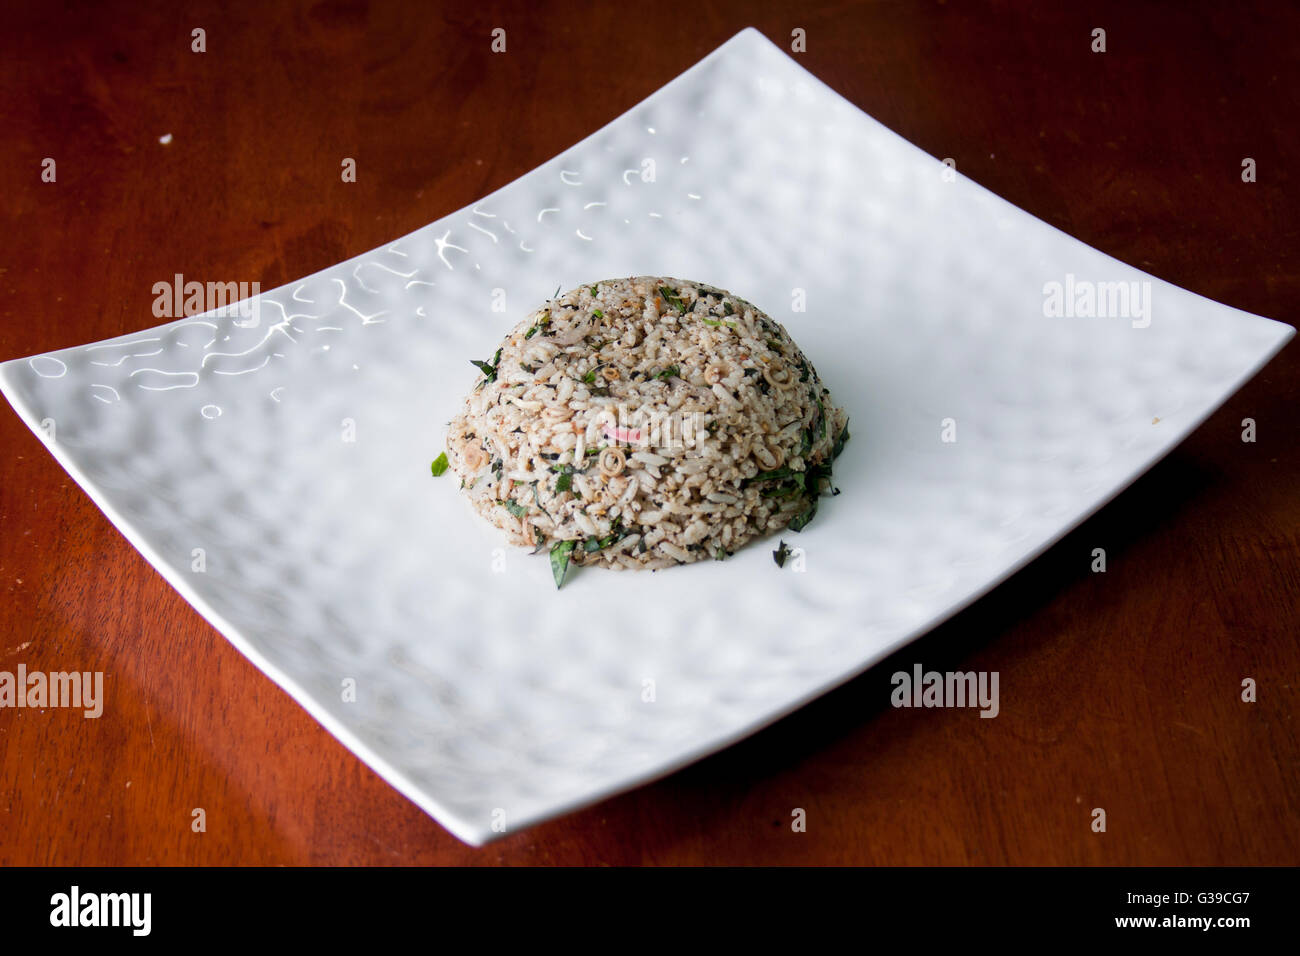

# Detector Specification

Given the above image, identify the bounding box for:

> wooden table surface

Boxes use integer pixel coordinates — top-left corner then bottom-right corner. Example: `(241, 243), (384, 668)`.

(1, 0), (1296, 866)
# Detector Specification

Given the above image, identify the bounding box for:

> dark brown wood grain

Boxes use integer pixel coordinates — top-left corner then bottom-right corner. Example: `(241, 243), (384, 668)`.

(1, 0), (1296, 865)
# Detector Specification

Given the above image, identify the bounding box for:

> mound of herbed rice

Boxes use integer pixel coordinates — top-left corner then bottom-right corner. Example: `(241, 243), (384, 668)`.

(436, 277), (849, 587)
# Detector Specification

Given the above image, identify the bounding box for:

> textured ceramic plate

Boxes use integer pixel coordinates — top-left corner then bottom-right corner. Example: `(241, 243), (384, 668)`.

(1, 29), (1291, 845)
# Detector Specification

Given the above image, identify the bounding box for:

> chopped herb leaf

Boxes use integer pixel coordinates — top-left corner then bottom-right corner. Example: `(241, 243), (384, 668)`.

(550, 540), (576, 588)
(700, 317), (737, 329)
(832, 422), (851, 459)
(789, 496), (819, 532)
(590, 285), (599, 296)
(593, 309), (604, 318)
(581, 362), (609, 385)
(497, 499), (526, 518)
(745, 467), (802, 486)
(581, 519), (626, 554)
(550, 463), (577, 494)
(714, 545), (727, 561)
(761, 483), (803, 500)
(805, 461), (833, 492)
(470, 347), (503, 386)
(654, 365), (680, 380)
(430, 452), (449, 477)
(658, 286), (687, 313)
(773, 540), (792, 568)
(523, 311), (552, 339)
(723, 300), (735, 316)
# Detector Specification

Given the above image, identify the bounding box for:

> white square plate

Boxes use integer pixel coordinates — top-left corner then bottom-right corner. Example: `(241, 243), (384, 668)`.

(2, 29), (1291, 845)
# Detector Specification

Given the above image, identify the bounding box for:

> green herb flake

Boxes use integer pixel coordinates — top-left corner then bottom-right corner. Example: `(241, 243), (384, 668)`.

(714, 545), (727, 561)
(832, 422), (851, 460)
(658, 286), (687, 314)
(524, 311), (551, 339)
(654, 365), (680, 381)
(745, 467), (804, 487)
(773, 540), (792, 568)
(761, 484), (803, 500)
(497, 499), (527, 518)
(430, 452), (449, 477)
(592, 309), (604, 319)
(789, 497), (819, 532)
(470, 347), (503, 386)
(550, 540), (576, 588)
(550, 463), (577, 494)
(581, 520), (626, 555)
